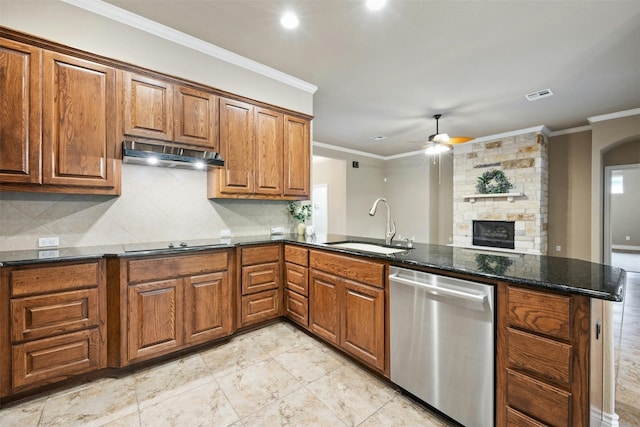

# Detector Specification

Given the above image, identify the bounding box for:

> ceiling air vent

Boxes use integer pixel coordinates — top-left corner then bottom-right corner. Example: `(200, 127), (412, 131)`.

(525, 88), (554, 101)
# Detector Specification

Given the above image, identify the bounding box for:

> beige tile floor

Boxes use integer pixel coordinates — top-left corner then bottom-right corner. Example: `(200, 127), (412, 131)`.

(0, 322), (455, 427)
(1, 271), (638, 427)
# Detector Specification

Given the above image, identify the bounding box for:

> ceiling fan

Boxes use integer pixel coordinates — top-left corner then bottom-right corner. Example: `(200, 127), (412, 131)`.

(424, 114), (474, 155)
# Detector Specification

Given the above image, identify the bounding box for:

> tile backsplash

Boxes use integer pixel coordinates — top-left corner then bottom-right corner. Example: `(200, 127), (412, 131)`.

(0, 165), (295, 251)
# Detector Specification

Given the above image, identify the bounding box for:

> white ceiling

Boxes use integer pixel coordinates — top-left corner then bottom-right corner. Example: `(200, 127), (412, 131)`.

(103, 0), (640, 156)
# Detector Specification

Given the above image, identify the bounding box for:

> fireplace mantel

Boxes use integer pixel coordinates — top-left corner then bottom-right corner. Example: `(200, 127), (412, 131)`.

(463, 192), (524, 203)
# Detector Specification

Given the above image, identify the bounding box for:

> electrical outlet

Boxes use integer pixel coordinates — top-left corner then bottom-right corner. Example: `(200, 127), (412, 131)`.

(626, 236), (631, 241)
(38, 250), (59, 259)
(38, 237), (59, 248)
(219, 229), (231, 238)
(555, 245), (561, 252)
(271, 227), (284, 235)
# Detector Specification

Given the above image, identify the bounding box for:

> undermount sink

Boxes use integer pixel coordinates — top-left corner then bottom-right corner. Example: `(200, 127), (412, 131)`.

(325, 241), (410, 255)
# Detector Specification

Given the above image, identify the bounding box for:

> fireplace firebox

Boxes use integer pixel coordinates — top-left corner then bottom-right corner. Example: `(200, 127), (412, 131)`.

(473, 221), (515, 249)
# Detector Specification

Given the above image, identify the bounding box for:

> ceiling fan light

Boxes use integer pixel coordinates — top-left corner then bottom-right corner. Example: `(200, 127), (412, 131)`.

(432, 133), (450, 144)
(425, 144), (450, 155)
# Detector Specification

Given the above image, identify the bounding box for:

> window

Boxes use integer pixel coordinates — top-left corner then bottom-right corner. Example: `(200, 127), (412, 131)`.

(611, 173), (624, 194)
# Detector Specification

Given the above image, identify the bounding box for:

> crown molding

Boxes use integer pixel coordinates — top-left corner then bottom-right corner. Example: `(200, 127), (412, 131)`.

(588, 107), (640, 124)
(548, 125), (592, 137)
(312, 141), (386, 160)
(60, 0), (318, 94)
(464, 125), (550, 144)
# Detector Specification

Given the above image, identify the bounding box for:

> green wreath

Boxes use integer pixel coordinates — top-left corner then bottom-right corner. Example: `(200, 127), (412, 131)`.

(476, 169), (513, 194)
(475, 254), (514, 275)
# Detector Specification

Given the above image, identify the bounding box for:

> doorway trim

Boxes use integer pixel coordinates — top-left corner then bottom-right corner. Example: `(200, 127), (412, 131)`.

(603, 163), (640, 265)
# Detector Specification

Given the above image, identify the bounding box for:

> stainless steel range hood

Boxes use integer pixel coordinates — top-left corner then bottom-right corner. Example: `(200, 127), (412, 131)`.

(122, 139), (224, 169)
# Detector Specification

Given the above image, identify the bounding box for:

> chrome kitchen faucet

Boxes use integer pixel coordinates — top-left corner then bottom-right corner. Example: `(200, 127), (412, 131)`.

(369, 197), (396, 245)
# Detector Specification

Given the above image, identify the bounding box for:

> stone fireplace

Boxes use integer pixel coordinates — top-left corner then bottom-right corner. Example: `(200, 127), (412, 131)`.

(453, 129), (548, 254)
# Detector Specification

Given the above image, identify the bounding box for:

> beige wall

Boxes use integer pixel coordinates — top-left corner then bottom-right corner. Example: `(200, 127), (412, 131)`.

(312, 156), (347, 235)
(312, 145), (453, 244)
(312, 145), (386, 239)
(385, 154), (432, 243)
(548, 131), (592, 261)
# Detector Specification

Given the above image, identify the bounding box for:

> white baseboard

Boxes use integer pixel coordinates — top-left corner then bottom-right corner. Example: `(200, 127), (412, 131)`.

(591, 408), (620, 427)
(612, 244), (640, 252)
(602, 411), (620, 427)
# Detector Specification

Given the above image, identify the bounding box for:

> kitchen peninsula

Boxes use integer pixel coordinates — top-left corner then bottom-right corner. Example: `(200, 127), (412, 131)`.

(0, 234), (625, 427)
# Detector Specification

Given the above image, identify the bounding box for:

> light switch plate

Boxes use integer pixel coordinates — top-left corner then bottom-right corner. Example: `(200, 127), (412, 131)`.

(38, 237), (59, 248)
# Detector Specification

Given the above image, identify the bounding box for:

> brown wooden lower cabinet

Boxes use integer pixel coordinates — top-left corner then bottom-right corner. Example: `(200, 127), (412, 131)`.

(0, 260), (106, 399)
(238, 245), (282, 328)
(497, 282), (590, 427)
(283, 245), (309, 327)
(309, 250), (386, 372)
(107, 250), (233, 367)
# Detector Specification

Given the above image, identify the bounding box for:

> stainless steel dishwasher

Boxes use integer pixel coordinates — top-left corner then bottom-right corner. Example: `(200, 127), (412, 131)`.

(389, 266), (494, 427)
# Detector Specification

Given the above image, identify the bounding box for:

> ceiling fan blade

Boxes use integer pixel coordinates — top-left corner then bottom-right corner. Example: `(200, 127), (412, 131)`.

(449, 136), (474, 145)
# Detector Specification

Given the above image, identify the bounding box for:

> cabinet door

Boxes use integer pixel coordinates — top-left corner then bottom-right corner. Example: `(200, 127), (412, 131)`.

(12, 328), (101, 390)
(284, 289), (308, 327)
(174, 86), (217, 149)
(285, 262), (308, 296)
(309, 269), (339, 345)
(254, 107), (283, 195)
(217, 97), (254, 194)
(240, 289), (281, 327)
(184, 272), (232, 345)
(0, 38), (41, 184)
(341, 278), (385, 370)
(283, 115), (310, 197)
(127, 279), (183, 362)
(241, 262), (280, 295)
(42, 51), (117, 188)
(122, 72), (173, 140)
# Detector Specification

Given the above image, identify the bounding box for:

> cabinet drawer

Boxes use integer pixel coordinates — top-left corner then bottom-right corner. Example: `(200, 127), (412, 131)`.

(310, 250), (384, 288)
(241, 289), (281, 326)
(508, 328), (571, 388)
(507, 369), (570, 427)
(284, 289), (308, 327)
(285, 262), (308, 296)
(508, 287), (572, 341)
(242, 262), (280, 295)
(12, 328), (101, 390)
(285, 245), (308, 267)
(241, 245), (280, 265)
(11, 289), (99, 342)
(127, 251), (228, 284)
(11, 263), (99, 297)
(507, 407), (548, 427)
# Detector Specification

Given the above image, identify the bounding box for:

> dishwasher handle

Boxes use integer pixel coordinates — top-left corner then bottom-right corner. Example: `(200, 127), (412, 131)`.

(389, 273), (487, 304)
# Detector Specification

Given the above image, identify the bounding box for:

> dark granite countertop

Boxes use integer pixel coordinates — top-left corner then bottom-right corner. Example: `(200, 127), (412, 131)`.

(0, 233), (625, 302)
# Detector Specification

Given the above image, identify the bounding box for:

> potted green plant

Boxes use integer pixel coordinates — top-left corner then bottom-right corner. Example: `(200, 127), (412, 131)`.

(288, 201), (312, 234)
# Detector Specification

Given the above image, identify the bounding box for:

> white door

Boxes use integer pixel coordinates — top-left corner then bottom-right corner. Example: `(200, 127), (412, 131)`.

(312, 184), (328, 235)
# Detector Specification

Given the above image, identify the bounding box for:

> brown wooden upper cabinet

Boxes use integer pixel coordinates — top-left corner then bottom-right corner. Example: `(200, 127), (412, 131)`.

(208, 97), (310, 200)
(122, 71), (218, 150)
(43, 52), (118, 190)
(284, 115), (310, 197)
(0, 38), (120, 194)
(0, 37), (41, 185)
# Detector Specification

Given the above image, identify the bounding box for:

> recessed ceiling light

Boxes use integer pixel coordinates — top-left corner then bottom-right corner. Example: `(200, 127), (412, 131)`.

(370, 135), (387, 141)
(366, 0), (387, 11)
(280, 12), (299, 29)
